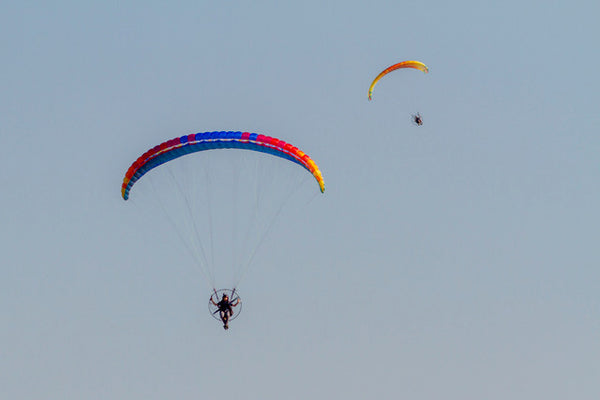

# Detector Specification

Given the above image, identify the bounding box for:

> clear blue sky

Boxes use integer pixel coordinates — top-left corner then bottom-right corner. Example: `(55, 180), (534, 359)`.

(2, 0), (599, 398)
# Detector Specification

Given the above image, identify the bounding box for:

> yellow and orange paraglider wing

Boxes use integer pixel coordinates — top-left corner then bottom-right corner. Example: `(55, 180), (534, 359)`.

(368, 60), (428, 100)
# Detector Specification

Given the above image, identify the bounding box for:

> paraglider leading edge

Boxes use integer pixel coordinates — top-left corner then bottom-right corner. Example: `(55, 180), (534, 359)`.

(121, 131), (325, 200)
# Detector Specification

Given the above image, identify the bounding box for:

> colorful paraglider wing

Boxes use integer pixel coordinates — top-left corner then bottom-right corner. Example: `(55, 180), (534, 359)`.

(121, 131), (325, 200)
(368, 60), (429, 100)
